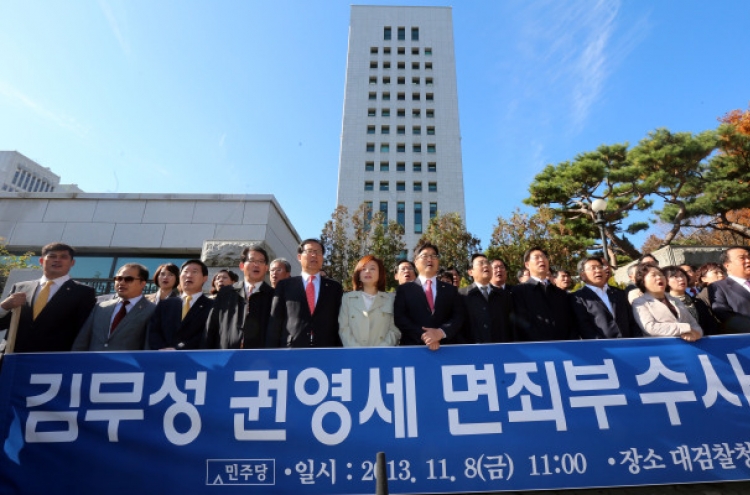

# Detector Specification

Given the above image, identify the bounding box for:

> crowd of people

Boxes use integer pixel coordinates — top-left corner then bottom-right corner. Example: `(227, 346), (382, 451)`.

(1, 239), (749, 355)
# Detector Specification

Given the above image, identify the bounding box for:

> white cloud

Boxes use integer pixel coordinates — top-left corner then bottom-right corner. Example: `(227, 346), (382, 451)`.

(98, 0), (131, 58)
(0, 81), (89, 137)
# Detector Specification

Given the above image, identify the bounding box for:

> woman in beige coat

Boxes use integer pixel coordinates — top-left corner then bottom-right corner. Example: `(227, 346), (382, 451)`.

(339, 255), (401, 347)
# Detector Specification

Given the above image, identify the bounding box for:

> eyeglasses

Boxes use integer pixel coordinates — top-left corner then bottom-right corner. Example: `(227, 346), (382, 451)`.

(584, 265), (604, 272)
(244, 259), (267, 265)
(417, 254), (439, 260)
(302, 249), (323, 256)
(114, 276), (141, 283)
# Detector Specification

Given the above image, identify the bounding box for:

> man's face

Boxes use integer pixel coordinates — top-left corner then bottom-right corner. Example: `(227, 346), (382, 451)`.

(581, 260), (606, 288)
(554, 271), (571, 290)
(269, 261), (290, 287)
(114, 266), (146, 300)
(40, 250), (75, 279)
(298, 242), (324, 275)
(490, 260), (507, 287)
(240, 250), (269, 284)
(469, 256), (492, 285)
(395, 262), (415, 285)
(680, 265), (697, 286)
(415, 247), (439, 278)
(725, 248), (750, 279)
(525, 250), (549, 279)
(180, 263), (208, 295)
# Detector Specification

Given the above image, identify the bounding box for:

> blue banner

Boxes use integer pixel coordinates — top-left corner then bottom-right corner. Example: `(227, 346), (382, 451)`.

(2, 336), (750, 494)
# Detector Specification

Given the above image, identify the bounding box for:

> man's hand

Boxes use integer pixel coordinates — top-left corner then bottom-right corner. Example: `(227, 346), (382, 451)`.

(0, 293), (26, 311)
(421, 327), (445, 351)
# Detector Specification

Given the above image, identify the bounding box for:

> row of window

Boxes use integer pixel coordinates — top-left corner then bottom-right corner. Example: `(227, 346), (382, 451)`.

(365, 181), (438, 192)
(368, 92), (434, 101)
(370, 46), (432, 56)
(384, 27), (419, 41)
(367, 125), (435, 135)
(365, 200), (437, 234)
(367, 108), (435, 118)
(11, 168), (55, 193)
(366, 143), (436, 153)
(365, 162), (437, 172)
(369, 76), (433, 86)
(370, 61), (432, 70)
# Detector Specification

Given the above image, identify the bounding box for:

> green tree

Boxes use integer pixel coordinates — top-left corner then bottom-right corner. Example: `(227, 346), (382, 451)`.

(0, 240), (37, 293)
(417, 212), (481, 277)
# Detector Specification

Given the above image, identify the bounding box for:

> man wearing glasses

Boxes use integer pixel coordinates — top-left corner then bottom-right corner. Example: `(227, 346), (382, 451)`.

(0, 242), (95, 353)
(394, 242), (464, 350)
(267, 239), (343, 348)
(571, 256), (641, 339)
(73, 263), (155, 351)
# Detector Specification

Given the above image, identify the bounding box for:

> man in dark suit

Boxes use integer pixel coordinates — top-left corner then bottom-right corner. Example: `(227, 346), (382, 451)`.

(148, 259), (213, 350)
(267, 239), (343, 348)
(489, 257), (510, 291)
(709, 246), (750, 333)
(512, 246), (575, 341)
(0, 242), (95, 353)
(73, 263), (156, 351)
(205, 245), (274, 349)
(394, 242), (464, 350)
(572, 256), (642, 339)
(460, 253), (513, 343)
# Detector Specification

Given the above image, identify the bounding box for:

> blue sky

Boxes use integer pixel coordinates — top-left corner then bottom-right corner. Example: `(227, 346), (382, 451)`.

(1, 0), (748, 251)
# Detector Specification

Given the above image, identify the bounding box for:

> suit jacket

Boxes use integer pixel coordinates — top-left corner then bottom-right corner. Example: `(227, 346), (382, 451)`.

(459, 283), (514, 343)
(147, 294), (213, 350)
(709, 278), (750, 333)
(338, 291), (400, 347)
(204, 282), (274, 349)
(267, 275), (343, 348)
(72, 297), (156, 351)
(572, 285), (642, 339)
(394, 278), (464, 346)
(146, 290), (180, 304)
(0, 279), (96, 353)
(632, 293), (703, 337)
(694, 287), (720, 335)
(512, 279), (575, 342)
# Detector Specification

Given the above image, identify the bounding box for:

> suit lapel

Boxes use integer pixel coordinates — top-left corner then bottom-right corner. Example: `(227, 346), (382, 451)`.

(729, 278), (750, 303)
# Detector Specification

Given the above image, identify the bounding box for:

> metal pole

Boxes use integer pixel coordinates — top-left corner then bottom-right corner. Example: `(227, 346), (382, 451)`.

(375, 451), (388, 495)
(595, 212), (610, 266)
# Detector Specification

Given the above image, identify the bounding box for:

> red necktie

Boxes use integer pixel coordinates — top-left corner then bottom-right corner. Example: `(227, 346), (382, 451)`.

(110, 300), (129, 336)
(424, 279), (435, 313)
(306, 276), (316, 315)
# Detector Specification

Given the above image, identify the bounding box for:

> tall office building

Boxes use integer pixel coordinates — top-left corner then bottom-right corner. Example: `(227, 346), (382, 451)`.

(336, 6), (466, 254)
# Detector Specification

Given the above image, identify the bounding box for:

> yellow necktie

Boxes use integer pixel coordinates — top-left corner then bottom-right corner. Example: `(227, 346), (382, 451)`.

(182, 295), (192, 320)
(33, 280), (53, 320)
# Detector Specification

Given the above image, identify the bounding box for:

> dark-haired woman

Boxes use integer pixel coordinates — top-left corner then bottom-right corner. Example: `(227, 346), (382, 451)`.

(147, 263), (180, 304)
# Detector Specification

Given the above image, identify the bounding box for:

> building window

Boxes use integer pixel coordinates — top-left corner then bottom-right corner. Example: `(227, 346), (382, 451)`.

(383, 61), (391, 69)
(397, 143), (406, 152)
(426, 109), (434, 118)
(382, 108), (390, 117)
(426, 77), (433, 86)
(412, 47), (419, 55)
(397, 77), (405, 85)
(371, 47), (378, 54)
(370, 61), (378, 69)
(414, 203), (423, 234)
(427, 144), (436, 153)
(382, 76), (391, 85)
(397, 126), (405, 135)
(381, 125), (390, 134)
(413, 162), (422, 172)
(368, 92), (377, 100)
(398, 27), (405, 40)
(397, 109), (406, 117)
(397, 162), (406, 172)
(382, 92), (390, 101)
(411, 27), (419, 41)
(425, 47), (432, 56)
(413, 126), (421, 135)
(384, 27), (392, 40)
(380, 201), (388, 224)
(365, 181), (374, 191)
(365, 162), (375, 172)
(398, 47), (405, 55)
(366, 143), (375, 152)
(412, 77), (420, 85)
(413, 144), (422, 153)
(397, 92), (405, 101)
(368, 108), (376, 117)
(367, 125), (376, 134)
(380, 162), (389, 172)
(425, 62), (433, 70)
(412, 109), (421, 118)
(427, 126), (435, 135)
(380, 181), (389, 191)
(426, 93), (434, 101)
(381, 143), (389, 152)
(397, 202), (405, 227)
(428, 162), (437, 172)
(428, 182), (437, 192)
(365, 201), (373, 228)
(412, 93), (420, 101)
(412, 62), (420, 70)
(369, 76), (377, 85)
(414, 182), (422, 192)
(430, 202), (438, 219)
(384, 47), (391, 55)
(398, 61), (405, 70)
(396, 182), (406, 191)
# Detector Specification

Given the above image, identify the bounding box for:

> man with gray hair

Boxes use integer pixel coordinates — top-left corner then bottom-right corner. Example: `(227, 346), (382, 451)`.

(269, 258), (291, 288)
